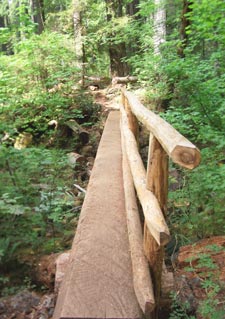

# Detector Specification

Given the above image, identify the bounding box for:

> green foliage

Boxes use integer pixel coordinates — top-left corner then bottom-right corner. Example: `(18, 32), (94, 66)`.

(44, 0), (71, 14)
(185, 246), (224, 319)
(186, 0), (225, 51)
(0, 24), (100, 281)
(169, 293), (195, 319)
(0, 146), (75, 265)
(0, 27), (12, 46)
(0, 31), (91, 144)
(170, 245), (224, 318)
(168, 145), (225, 241)
(0, 0), (224, 305)
(123, 0), (225, 242)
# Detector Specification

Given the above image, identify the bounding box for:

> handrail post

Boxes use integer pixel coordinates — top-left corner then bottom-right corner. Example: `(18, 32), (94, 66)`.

(121, 89), (200, 318)
(144, 133), (169, 318)
(122, 91), (139, 140)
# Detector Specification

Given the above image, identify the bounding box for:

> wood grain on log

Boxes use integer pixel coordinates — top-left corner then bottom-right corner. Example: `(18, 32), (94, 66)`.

(120, 106), (170, 246)
(144, 134), (169, 318)
(122, 90), (200, 169)
(54, 111), (141, 319)
(112, 76), (137, 84)
(121, 130), (155, 315)
(123, 95), (139, 140)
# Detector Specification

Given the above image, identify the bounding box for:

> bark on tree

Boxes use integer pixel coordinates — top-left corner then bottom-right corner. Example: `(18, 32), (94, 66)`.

(126, 0), (140, 18)
(178, 0), (193, 57)
(30, 0), (44, 34)
(108, 44), (129, 77)
(153, 0), (166, 55)
(0, 15), (8, 52)
(126, 0), (141, 61)
(73, 0), (86, 86)
(105, 0), (129, 77)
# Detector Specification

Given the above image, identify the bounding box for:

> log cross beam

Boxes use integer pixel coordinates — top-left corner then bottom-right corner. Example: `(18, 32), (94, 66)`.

(120, 89), (201, 318)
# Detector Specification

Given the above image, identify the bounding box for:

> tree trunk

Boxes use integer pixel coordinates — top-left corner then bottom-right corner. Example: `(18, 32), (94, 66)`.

(73, 0), (86, 86)
(126, 0), (141, 64)
(30, 0), (44, 34)
(178, 0), (193, 57)
(0, 15), (8, 52)
(153, 0), (166, 55)
(126, 0), (140, 18)
(105, 0), (129, 77)
(39, 0), (45, 22)
(108, 43), (129, 77)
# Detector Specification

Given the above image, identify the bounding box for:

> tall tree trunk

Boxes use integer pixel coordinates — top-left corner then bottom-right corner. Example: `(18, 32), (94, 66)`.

(39, 0), (45, 22)
(30, 0), (44, 34)
(108, 43), (129, 77)
(153, 0), (166, 55)
(126, 0), (140, 18)
(73, 0), (86, 86)
(178, 0), (193, 57)
(126, 0), (140, 63)
(0, 15), (8, 52)
(105, 0), (129, 77)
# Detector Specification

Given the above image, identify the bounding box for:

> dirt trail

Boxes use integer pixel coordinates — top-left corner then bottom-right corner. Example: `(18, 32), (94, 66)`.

(91, 88), (120, 110)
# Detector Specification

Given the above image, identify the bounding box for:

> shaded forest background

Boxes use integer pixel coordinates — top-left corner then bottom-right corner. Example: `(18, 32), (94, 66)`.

(0, 0), (224, 318)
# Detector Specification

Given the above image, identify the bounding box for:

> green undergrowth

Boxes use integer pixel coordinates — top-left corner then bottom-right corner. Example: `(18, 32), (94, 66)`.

(169, 245), (225, 319)
(0, 31), (101, 295)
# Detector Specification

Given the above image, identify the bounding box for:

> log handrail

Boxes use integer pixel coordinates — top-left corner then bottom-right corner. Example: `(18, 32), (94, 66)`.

(120, 89), (201, 318)
(121, 106), (170, 246)
(121, 130), (155, 316)
(122, 90), (201, 169)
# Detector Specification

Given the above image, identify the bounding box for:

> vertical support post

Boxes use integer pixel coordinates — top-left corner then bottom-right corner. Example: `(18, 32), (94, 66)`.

(144, 133), (168, 318)
(122, 92), (139, 140)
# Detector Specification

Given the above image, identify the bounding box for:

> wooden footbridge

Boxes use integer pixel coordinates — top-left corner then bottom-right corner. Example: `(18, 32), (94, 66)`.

(53, 90), (200, 319)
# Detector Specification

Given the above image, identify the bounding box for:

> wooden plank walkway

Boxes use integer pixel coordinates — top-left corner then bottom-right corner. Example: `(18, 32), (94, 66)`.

(54, 111), (141, 319)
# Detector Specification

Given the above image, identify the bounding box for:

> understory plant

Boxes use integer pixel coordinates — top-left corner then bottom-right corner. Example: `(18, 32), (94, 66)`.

(0, 147), (76, 262)
(0, 28), (101, 295)
(169, 244), (225, 319)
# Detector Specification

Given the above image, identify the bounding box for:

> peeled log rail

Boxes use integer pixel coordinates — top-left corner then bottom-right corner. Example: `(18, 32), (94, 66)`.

(120, 106), (170, 246)
(121, 130), (155, 315)
(122, 90), (201, 169)
(144, 135), (169, 318)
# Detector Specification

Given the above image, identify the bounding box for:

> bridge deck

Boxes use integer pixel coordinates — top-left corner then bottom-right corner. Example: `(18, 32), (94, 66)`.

(54, 111), (141, 319)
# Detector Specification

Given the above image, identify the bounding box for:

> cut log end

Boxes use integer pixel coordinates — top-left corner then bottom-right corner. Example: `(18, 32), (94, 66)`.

(171, 145), (201, 169)
(146, 220), (170, 247)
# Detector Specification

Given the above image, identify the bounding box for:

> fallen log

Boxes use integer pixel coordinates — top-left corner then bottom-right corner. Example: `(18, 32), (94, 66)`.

(84, 76), (111, 88)
(112, 76), (138, 85)
(67, 152), (85, 168)
(65, 119), (89, 145)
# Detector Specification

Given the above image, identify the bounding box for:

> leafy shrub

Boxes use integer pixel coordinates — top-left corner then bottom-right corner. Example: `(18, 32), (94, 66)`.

(0, 146), (75, 265)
